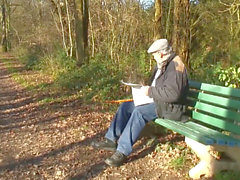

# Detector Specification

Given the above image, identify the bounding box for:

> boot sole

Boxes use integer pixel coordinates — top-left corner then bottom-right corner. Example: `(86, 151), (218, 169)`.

(91, 142), (116, 152)
(104, 158), (124, 167)
(101, 147), (117, 152)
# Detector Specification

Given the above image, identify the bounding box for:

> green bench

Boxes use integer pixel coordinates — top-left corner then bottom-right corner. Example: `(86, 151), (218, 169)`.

(154, 80), (240, 179)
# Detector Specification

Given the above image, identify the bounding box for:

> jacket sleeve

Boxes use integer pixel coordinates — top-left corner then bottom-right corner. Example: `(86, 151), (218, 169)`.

(148, 65), (187, 103)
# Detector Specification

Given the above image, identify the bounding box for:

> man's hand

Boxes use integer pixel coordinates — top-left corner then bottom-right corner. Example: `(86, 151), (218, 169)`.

(141, 86), (150, 96)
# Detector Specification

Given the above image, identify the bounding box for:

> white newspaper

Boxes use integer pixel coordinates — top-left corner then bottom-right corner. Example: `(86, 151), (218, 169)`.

(121, 80), (154, 106)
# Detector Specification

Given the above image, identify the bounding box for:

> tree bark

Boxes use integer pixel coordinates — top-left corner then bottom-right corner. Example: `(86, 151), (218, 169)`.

(182, 0), (190, 67)
(1, 0), (10, 52)
(173, 0), (181, 54)
(165, 0), (173, 39)
(154, 0), (162, 39)
(57, 1), (68, 56)
(74, 0), (89, 66)
(173, 0), (190, 68)
(65, 0), (73, 57)
(83, 0), (88, 60)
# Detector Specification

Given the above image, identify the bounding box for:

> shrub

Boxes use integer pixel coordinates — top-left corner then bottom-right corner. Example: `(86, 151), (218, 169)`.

(37, 50), (76, 77)
(55, 57), (124, 101)
(215, 65), (240, 88)
(15, 44), (46, 70)
(15, 48), (153, 102)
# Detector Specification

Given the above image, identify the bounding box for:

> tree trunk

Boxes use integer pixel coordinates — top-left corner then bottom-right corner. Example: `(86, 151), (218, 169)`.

(154, 0), (162, 39)
(65, 0), (73, 57)
(165, 0), (173, 39)
(1, 0), (10, 52)
(173, 0), (190, 68)
(173, 0), (181, 54)
(74, 0), (89, 66)
(57, 1), (68, 56)
(83, 0), (88, 61)
(182, 0), (190, 68)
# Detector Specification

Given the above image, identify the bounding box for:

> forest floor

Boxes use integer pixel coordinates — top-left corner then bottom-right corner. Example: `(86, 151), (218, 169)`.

(0, 54), (201, 180)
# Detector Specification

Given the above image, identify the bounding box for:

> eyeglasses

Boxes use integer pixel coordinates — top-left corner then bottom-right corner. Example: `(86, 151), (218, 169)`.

(160, 52), (168, 58)
(153, 52), (167, 58)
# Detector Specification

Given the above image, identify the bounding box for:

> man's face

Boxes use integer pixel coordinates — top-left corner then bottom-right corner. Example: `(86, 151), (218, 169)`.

(152, 52), (163, 62)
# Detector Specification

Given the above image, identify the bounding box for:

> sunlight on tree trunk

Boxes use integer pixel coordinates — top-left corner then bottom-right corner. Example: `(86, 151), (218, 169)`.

(154, 0), (162, 39)
(1, 0), (10, 52)
(182, 0), (190, 68)
(57, 2), (68, 56)
(173, 0), (190, 68)
(165, 0), (173, 39)
(65, 0), (73, 57)
(74, 0), (89, 66)
(173, 0), (181, 54)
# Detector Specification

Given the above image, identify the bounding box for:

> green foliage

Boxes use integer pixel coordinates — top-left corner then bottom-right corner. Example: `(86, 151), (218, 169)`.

(154, 141), (193, 171)
(215, 65), (240, 88)
(16, 48), (154, 102)
(154, 143), (161, 152)
(119, 50), (152, 84)
(169, 146), (191, 170)
(54, 55), (124, 101)
(214, 171), (240, 180)
(65, 66), (120, 100)
(189, 0), (240, 85)
(189, 64), (222, 85)
(15, 45), (45, 70)
(170, 156), (187, 170)
(37, 50), (76, 77)
(190, 60), (240, 88)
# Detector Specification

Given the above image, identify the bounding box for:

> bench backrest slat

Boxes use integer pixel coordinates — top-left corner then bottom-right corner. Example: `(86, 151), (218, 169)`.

(188, 80), (240, 135)
(189, 80), (240, 98)
(188, 91), (240, 110)
(192, 111), (240, 135)
(188, 100), (240, 122)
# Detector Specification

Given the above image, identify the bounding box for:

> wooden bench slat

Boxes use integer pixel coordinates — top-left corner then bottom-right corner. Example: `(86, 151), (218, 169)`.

(188, 100), (240, 122)
(192, 111), (240, 135)
(185, 121), (240, 146)
(154, 118), (214, 145)
(189, 80), (240, 98)
(188, 91), (240, 110)
(155, 118), (240, 147)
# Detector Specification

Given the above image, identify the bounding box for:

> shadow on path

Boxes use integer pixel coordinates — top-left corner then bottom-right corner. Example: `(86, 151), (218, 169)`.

(0, 132), (105, 172)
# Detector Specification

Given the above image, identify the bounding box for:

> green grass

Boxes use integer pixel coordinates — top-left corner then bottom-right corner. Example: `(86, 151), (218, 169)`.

(214, 171), (240, 180)
(170, 156), (187, 170)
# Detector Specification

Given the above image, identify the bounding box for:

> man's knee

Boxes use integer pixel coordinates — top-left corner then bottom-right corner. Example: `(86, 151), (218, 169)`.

(132, 104), (157, 122)
(119, 101), (134, 112)
(133, 105), (148, 115)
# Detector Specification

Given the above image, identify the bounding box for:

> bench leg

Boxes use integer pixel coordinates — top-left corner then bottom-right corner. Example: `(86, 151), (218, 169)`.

(185, 137), (240, 179)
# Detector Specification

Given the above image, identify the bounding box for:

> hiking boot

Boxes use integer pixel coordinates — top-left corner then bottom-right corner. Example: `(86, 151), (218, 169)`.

(91, 139), (117, 152)
(104, 151), (127, 167)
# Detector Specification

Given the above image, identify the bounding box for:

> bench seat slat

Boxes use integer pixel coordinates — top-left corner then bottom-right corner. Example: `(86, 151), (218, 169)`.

(189, 80), (240, 98)
(154, 118), (214, 145)
(154, 118), (240, 147)
(188, 101), (240, 122)
(192, 111), (240, 135)
(185, 121), (240, 146)
(188, 91), (240, 110)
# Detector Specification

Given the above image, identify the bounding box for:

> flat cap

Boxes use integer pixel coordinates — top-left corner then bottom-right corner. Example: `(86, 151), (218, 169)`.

(147, 39), (169, 54)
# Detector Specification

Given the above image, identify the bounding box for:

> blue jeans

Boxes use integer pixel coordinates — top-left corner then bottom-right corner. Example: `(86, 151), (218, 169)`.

(105, 101), (157, 156)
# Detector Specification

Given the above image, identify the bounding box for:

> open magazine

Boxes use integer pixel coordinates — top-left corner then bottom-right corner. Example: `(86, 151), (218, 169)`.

(121, 80), (154, 106)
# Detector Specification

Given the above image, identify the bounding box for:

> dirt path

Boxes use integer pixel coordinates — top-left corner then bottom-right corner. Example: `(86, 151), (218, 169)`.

(0, 57), (194, 180)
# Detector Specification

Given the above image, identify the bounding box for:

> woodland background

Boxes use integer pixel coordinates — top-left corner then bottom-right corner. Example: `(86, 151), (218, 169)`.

(1, 0), (240, 102)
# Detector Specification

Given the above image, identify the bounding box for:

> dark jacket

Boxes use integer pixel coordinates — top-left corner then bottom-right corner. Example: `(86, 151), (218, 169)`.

(148, 53), (189, 120)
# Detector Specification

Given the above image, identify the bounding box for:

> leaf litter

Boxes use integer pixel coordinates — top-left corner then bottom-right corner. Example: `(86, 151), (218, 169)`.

(0, 57), (199, 180)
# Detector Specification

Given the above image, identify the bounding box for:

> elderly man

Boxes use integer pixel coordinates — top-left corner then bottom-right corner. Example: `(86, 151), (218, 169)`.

(92, 39), (189, 167)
